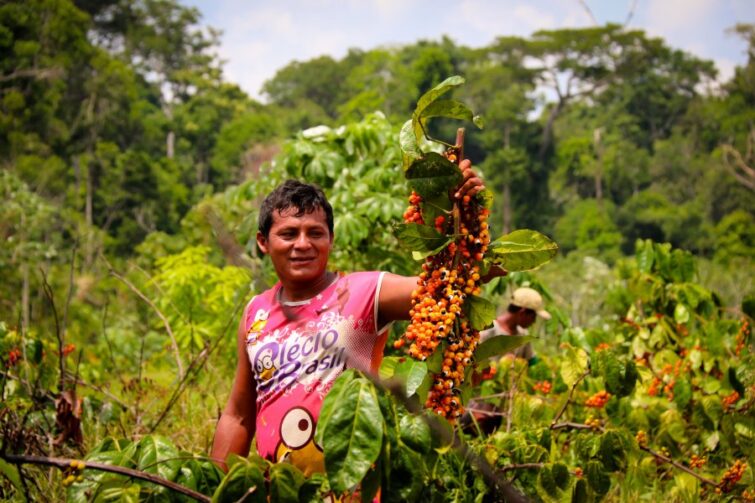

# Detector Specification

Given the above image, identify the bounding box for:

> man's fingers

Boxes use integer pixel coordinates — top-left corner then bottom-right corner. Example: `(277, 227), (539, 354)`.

(480, 265), (507, 284)
(454, 160), (486, 198)
(455, 175), (485, 199)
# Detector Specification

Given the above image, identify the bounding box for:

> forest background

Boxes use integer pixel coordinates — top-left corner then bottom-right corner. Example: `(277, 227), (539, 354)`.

(0, 0), (753, 501)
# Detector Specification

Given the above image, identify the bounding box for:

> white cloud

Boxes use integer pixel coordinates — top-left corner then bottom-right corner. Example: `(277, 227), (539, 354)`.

(643, 0), (718, 37)
(716, 57), (737, 83)
(457, 0), (555, 39)
(371, 0), (413, 18)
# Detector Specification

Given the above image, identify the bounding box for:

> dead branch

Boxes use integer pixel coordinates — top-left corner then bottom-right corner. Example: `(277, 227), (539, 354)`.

(2, 453), (210, 502)
(720, 140), (755, 191)
(0, 67), (63, 83)
(103, 257), (185, 380)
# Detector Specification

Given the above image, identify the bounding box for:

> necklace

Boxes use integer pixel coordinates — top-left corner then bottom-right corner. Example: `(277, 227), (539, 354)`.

(277, 274), (339, 307)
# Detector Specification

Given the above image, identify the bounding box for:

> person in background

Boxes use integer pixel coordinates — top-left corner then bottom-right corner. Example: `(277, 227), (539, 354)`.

(479, 286), (551, 366)
(463, 287), (551, 434)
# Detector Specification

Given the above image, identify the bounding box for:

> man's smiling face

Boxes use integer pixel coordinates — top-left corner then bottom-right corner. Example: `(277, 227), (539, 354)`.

(257, 206), (333, 290)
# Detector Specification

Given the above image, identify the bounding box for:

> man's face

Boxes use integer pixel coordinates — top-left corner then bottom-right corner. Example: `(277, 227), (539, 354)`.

(257, 206), (333, 287)
(515, 308), (537, 329)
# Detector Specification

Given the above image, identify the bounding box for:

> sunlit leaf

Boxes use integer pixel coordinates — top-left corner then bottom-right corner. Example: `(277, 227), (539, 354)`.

(488, 229), (558, 271)
(560, 345), (589, 387)
(136, 435), (180, 481)
(463, 295), (497, 331)
(412, 75), (466, 140)
(400, 119), (422, 168)
(417, 99), (481, 129)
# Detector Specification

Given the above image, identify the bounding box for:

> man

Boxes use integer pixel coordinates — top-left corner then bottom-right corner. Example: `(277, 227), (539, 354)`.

(463, 287), (551, 434)
(211, 160), (486, 475)
(479, 286), (551, 365)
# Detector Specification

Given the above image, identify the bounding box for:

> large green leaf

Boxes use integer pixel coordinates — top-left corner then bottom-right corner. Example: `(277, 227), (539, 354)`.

(412, 76), (466, 141)
(571, 478), (589, 503)
(475, 335), (531, 362)
(175, 457), (224, 496)
(394, 223), (452, 260)
(380, 357), (428, 397)
(418, 99), (484, 130)
(269, 463), (305, 503)
(597, 431), (628, 472)
(0, 458), (22, 493)
(315, 370), (358, 447)
(212, 458), (267, 503)
(463, 295), (497, 331)
(297, 473), (330, 503)
(384, 446), (425, 502)
(593, 352), (637, 398)
(560, 345), (589, 387)
(136, 435), (180, 481)
(488, 229), (558, 271)
(672, 379), (692, 409)
(585, 460), (611, 496)
(393, 359), (428, 397)
(399, 413), (431, 454)
(321, 376), (384, 494)
(400, 119), (422, 169)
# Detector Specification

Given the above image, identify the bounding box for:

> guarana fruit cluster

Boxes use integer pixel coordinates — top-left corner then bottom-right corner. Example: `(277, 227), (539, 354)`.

(394, 152), (491, 420)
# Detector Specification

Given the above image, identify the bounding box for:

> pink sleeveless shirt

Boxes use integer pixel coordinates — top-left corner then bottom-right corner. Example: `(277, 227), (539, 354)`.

(242, 271), (388, 476)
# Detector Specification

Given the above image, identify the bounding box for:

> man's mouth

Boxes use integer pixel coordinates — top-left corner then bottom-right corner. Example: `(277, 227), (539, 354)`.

(290, 257), (315, 263)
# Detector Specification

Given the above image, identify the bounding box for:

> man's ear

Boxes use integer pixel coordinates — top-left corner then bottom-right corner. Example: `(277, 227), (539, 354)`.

(256, 231), (268, 255)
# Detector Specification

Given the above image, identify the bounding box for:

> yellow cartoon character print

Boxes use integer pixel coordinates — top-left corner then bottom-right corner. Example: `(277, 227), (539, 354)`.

(275, 407), (324, 477)
(246, 308), (269, 346)
(255, 346), (277, 382)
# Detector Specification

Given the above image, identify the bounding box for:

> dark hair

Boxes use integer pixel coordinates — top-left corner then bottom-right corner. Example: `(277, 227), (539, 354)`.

(508, 304), (534, 316)
(258, 180), (334, 238)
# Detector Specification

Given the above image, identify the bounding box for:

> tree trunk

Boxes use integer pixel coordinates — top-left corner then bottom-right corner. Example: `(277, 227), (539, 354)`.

(539, 98), (564, 162)
(21, 263), (30, 336)
(85, 160), (93, 227)
(503, 183), (512, 234)
(503, 124), (513, 233)
(593, 128), (604, 203)
(166, 131), (174, 159)
(595, 170), (603, 202)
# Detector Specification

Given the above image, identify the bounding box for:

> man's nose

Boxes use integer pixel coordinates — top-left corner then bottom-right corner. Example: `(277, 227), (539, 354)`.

(293, 233), (311, 249)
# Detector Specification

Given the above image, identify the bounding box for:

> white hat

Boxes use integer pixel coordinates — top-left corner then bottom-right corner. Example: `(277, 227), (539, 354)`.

(511, 287), (551, 320)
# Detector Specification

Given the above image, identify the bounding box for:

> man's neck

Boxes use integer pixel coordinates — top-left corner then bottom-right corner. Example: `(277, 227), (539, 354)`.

(279, 271), (337, 303)
(496, 313), (519, 336)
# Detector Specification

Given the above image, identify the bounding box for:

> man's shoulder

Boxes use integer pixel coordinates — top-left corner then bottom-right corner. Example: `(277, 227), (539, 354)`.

(341, 271), (383, 281)
(244, 285), (279, 315)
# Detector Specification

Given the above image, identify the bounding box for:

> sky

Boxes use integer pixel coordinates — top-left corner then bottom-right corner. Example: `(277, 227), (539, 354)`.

(185, 0), (754, 101)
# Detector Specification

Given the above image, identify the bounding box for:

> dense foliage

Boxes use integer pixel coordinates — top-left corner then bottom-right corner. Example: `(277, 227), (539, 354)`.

(0, 0), (753, 501)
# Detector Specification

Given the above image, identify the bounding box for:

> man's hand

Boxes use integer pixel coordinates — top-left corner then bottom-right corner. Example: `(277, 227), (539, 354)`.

(454, 159), (485, 199)
(481, 264), (507, 284)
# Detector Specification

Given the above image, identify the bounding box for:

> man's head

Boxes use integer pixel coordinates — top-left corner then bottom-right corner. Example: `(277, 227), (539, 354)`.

(256, 181), (335, 291)
(258, 180), (334, 240)
(507, 287), (551, 328)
